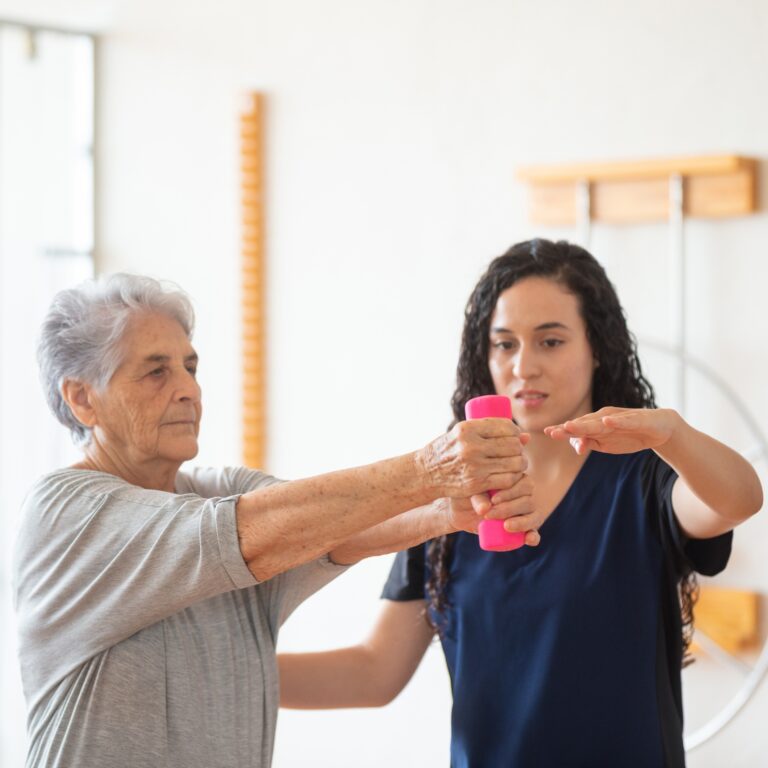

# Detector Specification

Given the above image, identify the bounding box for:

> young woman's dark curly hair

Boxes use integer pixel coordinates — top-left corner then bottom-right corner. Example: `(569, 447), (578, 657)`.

(426, 238), (699, 666)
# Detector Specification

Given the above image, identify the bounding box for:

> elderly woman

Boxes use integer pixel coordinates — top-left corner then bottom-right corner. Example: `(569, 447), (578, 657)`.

(13, 274), (530, 768)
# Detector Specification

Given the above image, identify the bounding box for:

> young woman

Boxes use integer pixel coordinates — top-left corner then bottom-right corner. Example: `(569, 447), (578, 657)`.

(278, 239), (762, 768)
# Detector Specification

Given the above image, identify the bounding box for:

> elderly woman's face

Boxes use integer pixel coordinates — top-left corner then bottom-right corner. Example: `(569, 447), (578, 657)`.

(89, 311), (202, 465)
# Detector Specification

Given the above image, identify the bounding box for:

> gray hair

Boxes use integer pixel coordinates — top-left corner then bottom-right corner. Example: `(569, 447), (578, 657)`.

(38, 273), (195, 445)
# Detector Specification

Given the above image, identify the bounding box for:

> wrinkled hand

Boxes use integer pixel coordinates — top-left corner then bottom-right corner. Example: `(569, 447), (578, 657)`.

(544, 407), (681, 455)
(448, 474), (542, 547)
(420, 418), (528, 498)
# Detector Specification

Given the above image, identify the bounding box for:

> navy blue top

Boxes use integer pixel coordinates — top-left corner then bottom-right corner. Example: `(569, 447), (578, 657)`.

(382, 450), (732, 768)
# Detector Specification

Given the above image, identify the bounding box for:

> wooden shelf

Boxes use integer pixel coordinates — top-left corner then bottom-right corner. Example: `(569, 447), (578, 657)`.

(693, 585), (761, 654)
(516, 155), (758, 225)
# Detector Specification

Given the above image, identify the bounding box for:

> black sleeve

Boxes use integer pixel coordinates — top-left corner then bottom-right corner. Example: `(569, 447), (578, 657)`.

(642, 452), (733, 578)
(380, 544), (427, 601)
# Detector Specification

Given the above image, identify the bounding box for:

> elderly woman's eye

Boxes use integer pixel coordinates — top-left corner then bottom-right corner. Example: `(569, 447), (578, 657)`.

(186, 366), (198, 376)
(149, 367), (166, 377)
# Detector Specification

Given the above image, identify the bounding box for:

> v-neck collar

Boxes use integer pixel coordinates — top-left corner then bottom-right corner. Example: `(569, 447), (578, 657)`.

(536, 449), (606, 541)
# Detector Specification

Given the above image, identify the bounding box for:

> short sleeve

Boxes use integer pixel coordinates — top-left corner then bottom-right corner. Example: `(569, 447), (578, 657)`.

(177, 466), (350, 628)
(642, 452), (733, 578)
(175, 465), (283, 496)
(262, 555), (350, 628)
(381, 544), (427, 601)
(13, 471), (259, 700)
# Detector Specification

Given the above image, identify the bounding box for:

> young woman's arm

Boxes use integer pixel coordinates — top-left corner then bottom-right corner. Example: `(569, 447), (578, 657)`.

(278, 599), (434, 708)
(545, 407), (763, 538)
(656, 416), (762, 538)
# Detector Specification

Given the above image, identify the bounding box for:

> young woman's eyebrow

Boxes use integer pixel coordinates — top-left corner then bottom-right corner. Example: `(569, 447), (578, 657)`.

(490, 322), (570, 334)
(534, 322), (570, 332)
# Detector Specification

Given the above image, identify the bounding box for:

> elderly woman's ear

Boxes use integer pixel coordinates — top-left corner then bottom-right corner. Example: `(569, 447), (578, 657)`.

(61, 379), (97, 429)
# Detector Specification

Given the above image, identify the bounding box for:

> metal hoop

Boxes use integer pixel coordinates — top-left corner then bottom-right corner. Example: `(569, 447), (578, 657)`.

(640, 339), (768, 751)
(572, 174), (766, 750)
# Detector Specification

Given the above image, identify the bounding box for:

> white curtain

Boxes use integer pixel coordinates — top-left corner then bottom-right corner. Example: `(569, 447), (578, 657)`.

(0, 24), (94, 768)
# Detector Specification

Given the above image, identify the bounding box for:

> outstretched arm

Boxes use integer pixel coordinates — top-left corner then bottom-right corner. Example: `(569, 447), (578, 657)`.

(237, 418), (525, 580)
(330, 472), (540, 565)
(546, 407), (763, 538)
(279, 599), (434, 708)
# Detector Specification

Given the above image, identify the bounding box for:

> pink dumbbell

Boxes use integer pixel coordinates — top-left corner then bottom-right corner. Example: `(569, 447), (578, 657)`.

(464, 395), (526, 552)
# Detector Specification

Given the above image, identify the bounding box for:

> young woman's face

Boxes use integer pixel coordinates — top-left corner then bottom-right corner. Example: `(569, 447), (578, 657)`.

(487, 277), (595, 433)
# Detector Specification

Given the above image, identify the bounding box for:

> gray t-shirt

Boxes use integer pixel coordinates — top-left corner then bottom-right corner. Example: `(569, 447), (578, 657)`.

(13, 466), (348, 768)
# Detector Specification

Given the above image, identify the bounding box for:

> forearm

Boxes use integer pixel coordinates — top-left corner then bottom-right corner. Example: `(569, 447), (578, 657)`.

(279, 600), (434, 709)
(238, 418), (525, 579)
(330, 499), (453, 566)
(279, 647), (395, 708)
(237, 453), (437, 580)
(656, 417), (763, 532)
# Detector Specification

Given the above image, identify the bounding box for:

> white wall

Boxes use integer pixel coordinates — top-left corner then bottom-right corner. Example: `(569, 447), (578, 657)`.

(2, 1), (768, 766)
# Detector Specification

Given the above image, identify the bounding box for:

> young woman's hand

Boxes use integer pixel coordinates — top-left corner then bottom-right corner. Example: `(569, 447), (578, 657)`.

(447, 474), (542, 547)
(544, 407), (682, 455)
(486, 474), (542, 546)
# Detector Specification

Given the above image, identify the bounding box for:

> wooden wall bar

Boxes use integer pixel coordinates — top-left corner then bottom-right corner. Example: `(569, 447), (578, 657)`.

(241, 93), (266, 469)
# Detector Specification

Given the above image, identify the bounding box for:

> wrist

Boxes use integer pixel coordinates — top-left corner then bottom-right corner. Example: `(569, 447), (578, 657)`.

(434, 498), (456, 535)
(411, 444), (444, 502)
(654, 410), (691, 466)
